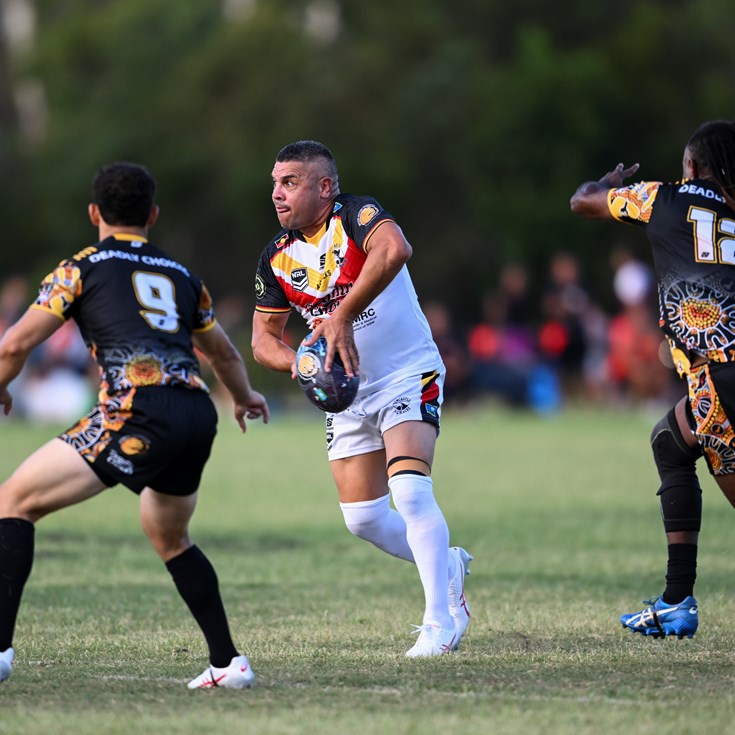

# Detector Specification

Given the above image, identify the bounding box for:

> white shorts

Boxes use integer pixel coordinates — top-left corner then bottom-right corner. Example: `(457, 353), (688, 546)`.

(325, 369), (443, 461)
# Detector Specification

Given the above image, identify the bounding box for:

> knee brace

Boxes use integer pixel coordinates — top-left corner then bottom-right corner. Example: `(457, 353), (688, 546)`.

(651, 408), (703, 533)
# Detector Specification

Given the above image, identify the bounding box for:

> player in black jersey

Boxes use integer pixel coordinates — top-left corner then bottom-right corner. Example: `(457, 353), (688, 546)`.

(0, 162), (269, 688)
(571, 119), (735, 639)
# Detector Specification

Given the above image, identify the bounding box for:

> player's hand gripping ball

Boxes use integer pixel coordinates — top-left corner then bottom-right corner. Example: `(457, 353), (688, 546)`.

(296, 335), (359, 413)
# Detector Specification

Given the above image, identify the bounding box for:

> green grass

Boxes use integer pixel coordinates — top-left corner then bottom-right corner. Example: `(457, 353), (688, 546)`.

(1, 403), (735, 734)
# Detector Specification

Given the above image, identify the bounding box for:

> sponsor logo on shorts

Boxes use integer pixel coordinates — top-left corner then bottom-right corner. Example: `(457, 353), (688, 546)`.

(326, 415), (334, 450)
(425, 403), (439, 418)
(106, 449), (134, 475)
(291, 268), (308, 291)
(392, 396), (411, 414)
(119, 435), (151, 456)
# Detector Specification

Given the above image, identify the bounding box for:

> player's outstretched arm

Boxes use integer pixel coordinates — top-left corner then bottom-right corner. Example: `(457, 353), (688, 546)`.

(0, 308), (63, 415)
(194, 323), (269, 432)
(570, 162), (640, 219)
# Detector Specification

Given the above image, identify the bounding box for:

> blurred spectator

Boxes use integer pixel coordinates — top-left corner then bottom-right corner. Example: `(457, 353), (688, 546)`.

(0, 252), (686, 419)
(538, 252), (590, 398)
(606, 248), (677, 406)
(466, 263), (538, 407)
(423, 300), (471, 402)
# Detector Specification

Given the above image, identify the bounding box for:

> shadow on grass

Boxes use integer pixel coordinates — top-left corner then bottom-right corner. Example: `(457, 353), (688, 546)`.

(34, 529), (316, 558)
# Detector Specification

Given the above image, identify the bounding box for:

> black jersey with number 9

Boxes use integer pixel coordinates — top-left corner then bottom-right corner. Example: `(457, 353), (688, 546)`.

(32, 233), (215, 399)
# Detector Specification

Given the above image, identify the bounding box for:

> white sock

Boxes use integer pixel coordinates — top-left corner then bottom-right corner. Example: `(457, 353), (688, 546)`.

(339, 494), (415, 562)
(389, 474), (451, 627)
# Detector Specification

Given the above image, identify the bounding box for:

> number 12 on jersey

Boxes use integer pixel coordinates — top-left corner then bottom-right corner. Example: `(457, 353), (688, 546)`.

(132, 271), (180, 332)
(688, 206), (735, 265)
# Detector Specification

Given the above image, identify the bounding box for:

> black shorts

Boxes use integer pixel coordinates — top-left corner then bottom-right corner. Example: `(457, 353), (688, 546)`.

(60, 386), (218, 495)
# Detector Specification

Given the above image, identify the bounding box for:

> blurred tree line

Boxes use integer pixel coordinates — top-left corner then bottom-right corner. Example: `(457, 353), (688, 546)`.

(1, 0), (735, 324)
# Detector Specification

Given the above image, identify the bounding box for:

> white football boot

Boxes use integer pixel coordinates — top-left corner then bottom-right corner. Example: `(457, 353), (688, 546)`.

(187, 654), (255, 689)
(447, 546), (473, 650)
(406, 622), (457, 658)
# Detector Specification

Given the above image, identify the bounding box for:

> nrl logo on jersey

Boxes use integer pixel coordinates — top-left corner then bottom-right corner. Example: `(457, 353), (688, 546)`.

(291, 267), (309, 291)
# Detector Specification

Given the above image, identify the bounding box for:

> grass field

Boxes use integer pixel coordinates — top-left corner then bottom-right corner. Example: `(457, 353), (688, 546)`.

(1, 403), (734, 734)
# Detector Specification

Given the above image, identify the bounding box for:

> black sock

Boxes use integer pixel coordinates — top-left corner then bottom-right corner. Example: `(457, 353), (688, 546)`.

(662, 543), (697, 604)
(166, 545), (238, 668)
(0, 518), (35, 651)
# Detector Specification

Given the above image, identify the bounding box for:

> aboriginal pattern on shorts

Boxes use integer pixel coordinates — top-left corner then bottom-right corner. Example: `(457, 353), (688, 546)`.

(685, 364), (735, 475)
(61, 388), (135, 464)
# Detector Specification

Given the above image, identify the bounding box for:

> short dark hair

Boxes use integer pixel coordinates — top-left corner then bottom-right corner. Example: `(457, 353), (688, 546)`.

(92, 162), (157, 227)
(687, 120), (735, 207)
(276, 140), (338, 181)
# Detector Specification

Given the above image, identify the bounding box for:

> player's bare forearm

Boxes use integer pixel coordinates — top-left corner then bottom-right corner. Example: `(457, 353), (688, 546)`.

(0, 348), (28, 392)
(252, 336), (295, 373)
(570, 162), (640, 219)
(214, 358), (270, 430)
(0, 308), (63, 407)
(194, 324), (270, 430)
(251, 311), (295, 373)
(208, 347), (253, 402)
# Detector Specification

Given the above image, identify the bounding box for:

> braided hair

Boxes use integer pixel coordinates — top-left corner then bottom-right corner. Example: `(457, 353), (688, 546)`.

(686, 120), (735, 210)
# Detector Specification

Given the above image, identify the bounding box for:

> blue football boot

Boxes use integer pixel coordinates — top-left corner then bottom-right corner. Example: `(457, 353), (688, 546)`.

(620, 596), (698, 639)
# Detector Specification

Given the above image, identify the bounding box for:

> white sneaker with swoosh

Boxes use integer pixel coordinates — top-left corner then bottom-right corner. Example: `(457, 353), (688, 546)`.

(187, 654), (255, 689)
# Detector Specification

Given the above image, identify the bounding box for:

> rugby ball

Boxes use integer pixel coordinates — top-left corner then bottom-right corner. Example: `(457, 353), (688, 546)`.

(295, 335), (359, 413)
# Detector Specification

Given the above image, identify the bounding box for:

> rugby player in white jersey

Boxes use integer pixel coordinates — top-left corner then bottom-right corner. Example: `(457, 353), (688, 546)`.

(252, 140), (472, 657)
